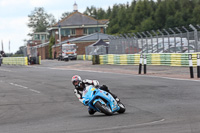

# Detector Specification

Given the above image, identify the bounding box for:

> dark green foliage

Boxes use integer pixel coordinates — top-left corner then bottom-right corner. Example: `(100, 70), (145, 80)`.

(27, 7), (56, 37)
(83, 0), (200, 35)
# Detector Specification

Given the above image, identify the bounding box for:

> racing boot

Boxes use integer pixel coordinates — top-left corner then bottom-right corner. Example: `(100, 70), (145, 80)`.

(88, 108), (96, 115)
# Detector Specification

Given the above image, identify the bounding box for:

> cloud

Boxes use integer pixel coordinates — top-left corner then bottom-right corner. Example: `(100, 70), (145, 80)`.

(0, 0), (27, 7)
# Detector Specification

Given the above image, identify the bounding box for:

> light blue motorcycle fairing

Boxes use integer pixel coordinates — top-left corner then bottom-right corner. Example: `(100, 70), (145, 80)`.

(82, 85), (120, 113)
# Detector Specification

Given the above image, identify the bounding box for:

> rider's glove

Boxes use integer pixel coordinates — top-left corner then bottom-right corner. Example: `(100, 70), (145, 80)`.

(93, 80), (99, 87)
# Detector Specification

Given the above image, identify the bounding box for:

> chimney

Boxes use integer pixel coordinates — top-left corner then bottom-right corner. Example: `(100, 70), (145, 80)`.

(73, 2), (78, 12)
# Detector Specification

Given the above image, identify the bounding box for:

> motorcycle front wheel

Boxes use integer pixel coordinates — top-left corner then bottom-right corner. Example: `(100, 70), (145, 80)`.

(94, 101), (113, 116)
(117, 102), (126, 114)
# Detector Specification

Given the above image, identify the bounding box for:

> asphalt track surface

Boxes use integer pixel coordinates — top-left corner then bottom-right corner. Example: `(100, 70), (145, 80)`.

(0, 60), (200, 133)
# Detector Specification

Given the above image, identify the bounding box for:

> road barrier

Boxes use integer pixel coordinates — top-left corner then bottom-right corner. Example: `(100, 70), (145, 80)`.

(2, 57), (28, 65)
(77, 55), (92, 61)
(86, 53), (200, 67)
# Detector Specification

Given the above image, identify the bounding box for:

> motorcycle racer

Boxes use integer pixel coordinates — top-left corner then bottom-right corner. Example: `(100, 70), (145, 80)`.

(71, 75), (120, 115)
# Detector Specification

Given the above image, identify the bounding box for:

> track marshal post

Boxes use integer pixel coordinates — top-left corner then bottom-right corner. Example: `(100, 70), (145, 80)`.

(188, 54), (194, 78)
(138, 54), (143, 74)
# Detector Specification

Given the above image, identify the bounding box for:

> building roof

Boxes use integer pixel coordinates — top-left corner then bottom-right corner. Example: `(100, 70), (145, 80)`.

(88, 39), (109, 47)
(52, 33), (113, 48)
(34, 33), (113, 48)
(53, 12), (105, 27)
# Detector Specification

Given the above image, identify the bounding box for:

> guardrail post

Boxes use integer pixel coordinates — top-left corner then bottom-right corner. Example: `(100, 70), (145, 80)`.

(197, 54), (200, 78)
(188, 54), (194, 78)
(138, 54), (143, 74)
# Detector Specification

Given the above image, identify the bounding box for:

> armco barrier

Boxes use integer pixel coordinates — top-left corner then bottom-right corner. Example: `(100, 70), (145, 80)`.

(2, 57), (28, 65)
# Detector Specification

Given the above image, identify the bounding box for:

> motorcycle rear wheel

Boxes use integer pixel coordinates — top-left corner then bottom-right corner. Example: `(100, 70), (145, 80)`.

(94, 101), (113, 116)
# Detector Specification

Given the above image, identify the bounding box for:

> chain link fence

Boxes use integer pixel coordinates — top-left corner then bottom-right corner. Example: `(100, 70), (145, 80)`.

(108, 24), (200, 54)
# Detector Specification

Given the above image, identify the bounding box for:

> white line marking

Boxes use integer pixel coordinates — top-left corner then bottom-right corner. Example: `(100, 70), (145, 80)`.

(0, 69), (12, 72)
(29, 89), (41, 94)
(10, 83), (28, 89)
(76, 119), (165, 132)
(9, 83), (41, 94)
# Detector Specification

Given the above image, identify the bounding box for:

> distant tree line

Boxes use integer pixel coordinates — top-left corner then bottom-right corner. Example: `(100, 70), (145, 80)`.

(27, 0), (200, 37)
(84, 0), (200, 35)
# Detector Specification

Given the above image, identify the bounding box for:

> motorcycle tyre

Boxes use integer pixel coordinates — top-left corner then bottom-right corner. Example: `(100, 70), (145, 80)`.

(94, 101), (112, 116)
(117, 102), (126, 114)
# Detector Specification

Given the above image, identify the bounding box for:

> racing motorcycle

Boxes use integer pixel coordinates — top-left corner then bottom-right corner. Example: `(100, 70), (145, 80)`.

(82, 85), (126, 116)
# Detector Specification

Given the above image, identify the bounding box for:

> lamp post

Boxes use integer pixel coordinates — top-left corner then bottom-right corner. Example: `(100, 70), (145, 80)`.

(58, 21), (62, 58)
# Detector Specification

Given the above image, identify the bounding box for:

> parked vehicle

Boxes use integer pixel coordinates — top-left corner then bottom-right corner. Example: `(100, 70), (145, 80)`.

(82, 85), (126, 116)
(62, 43), (77, 60)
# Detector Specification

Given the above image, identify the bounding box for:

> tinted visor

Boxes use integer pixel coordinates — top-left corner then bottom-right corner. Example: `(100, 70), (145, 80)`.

(73, 81), (79, 86)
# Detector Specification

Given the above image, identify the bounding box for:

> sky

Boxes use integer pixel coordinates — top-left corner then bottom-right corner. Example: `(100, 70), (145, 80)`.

(0, 0), (133, 54)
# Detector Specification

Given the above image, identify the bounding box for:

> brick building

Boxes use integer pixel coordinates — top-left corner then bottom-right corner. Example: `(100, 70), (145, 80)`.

(28, 3), (109, 59)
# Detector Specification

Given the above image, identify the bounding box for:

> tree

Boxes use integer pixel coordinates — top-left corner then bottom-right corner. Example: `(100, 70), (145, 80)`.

(60, 12), (72, 20)
(27, 7), (56, 37)
(49, 36), (55, 59)
(15, 46), (25, 55)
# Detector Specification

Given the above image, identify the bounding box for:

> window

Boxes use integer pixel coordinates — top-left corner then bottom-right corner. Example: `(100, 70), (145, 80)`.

(71, 29), (76, 35)
(61, 29), (70, 36)
(88, 27), (100, 34)
(83, 28), (88, 35)
(34, 34), (40, 40)
(41, 35), (46, 40)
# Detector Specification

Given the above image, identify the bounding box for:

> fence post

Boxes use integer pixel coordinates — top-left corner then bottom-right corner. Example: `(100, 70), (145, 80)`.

(132, 33), (139, 53)
(188, 54), (194, 78)
(138, 54), (143, 74)
(175, 27), (183, 53)
(137, 32), (144, 53)
(197, 54), (200, 78)
(146, 31), (153, 53)
(158, 29), (165, 53)
(163, 29), (170, 53)
(169, 28), (177, 53)
(142, 32), (148, 53)
(152, 30), (159, 53)
(189, 24), (198, 52)
(182, 26), (190, 53)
